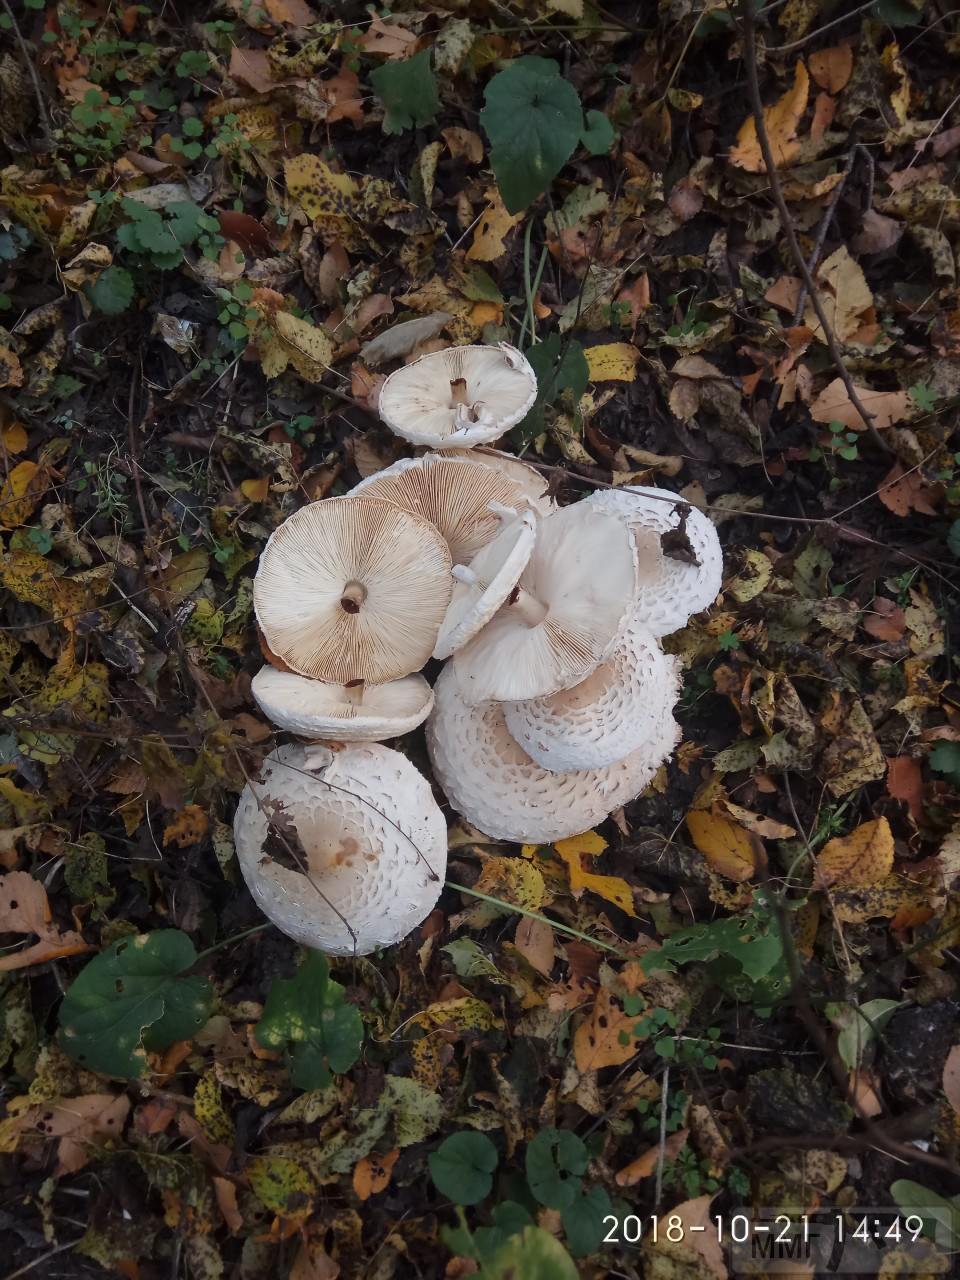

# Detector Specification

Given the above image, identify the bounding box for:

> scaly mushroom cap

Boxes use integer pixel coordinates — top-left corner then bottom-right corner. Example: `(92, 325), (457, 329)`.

(351, 453), (542, 564)
(234, 742), (447, 955)
(253, 495), (452, 684)
(585, 486), (723, 634)
(251, 667), (433, 741)
(504, 614), (681, 771)
(378, 343), (538, 448)
(452, 503), (637, 704)
(433, 507), (537, 660)
(427, 665), (675, 843)
(441, 447), (555, 516)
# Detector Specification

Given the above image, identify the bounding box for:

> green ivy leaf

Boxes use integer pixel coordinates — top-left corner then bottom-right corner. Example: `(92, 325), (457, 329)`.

(561, 1183), (612, 1258)
(930, 740), (960, 787)
(254, 951), (363, 1090)
(581, 109), (615, 155)
(525, 1127), (587, 1210)
(370, 50), (439, 135)
(58, 930), (213, 1078)
(87, 266), (134, 316)
(484, 1226), (578, 1279)
(480, 57), (583, 214)
(429, 1131), (499, 1205)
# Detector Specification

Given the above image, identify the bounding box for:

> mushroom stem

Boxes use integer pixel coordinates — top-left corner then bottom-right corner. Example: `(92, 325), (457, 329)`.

(343, 679), (365, 706)
(451, 564), (481, 588)
(340, 580), (367, 613)
(507, 586), (548, 627)
(449, 377), (470, 406)
(487, 500), (518, 523)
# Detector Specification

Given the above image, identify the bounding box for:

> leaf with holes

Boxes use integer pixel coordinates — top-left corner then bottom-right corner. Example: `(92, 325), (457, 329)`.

(58, 930), (213, 1078)
(255, 950), (363, 1090)
(525, 1127), (587, 1210)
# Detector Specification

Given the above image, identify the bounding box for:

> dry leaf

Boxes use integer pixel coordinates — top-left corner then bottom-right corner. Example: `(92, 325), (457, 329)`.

(573, 987), (641, 1072)
(352, 1148), (399, 1200)
(815, 817), (894, 890)
(359, 17), (416, 58)
(0, 870), (89, 971)
(942, 1044), (960, 1115)
(809, 378), (910, 431)
(554, 831), (636, 917)
(466, 191), (522, 262)
(803, 246), (874, 344)
(851, 209), (902, 255)
(0, 460), (44, 529)
(241, 476), (271, 503)
(229, 47), (275, 94)
(877, 462), (939, 517)
(615, 1128), (689, 1186)
(808, 45), (853, 94)
(886, 757), (923, 823)
(162, 805), (210, 848)
(686, 808), (764, 882)
(323, 66), (364, 126)
(863, 596), (906, 642)
(584, 342), (640, 382)
(650, 1195), (728, 1278)
(513, 916), (554, 976)
(849, 1069), (883, 1118)
(730, 60), (809, 171)
(442, 127), (483, 164)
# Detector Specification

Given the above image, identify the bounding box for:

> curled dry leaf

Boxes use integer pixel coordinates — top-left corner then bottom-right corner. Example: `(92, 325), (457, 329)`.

(729, 60), (809, 172)
(0, 870), (90, 971)
(615, 1127), (689, 1186)
(942, 1044), (960, 1116)
(815, 817), (894, 890)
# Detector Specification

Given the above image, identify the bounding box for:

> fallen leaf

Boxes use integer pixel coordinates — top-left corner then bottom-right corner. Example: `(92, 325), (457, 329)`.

(886, 757), (924, 823)
(573, 986), (641, 1072)
(765, 275), (803, 313)
(352, 1148), (399, 1200)
(808, 45), (853, 94)
(1, 421), (27, 453)
(877, 462), (939, 517)
(241, 476), (271, 503)
(359, 17), (416, 58)
(849, 1069), (883, 1118)
(943, 1045), (960, 1115)
(0, 459), (45, 529)
(554, 831), (636, 917)
(851, 209), (902, 254)
(809, 377), (910, 431)
(214, 1176), (244, 1232)
(0, 870), (90, 971)
(863, 596), (906, 642)
(323, 65), (364, 126)
(803, 246), (874, 344)
(264, 0), (314, 27)
(730, 60), (809, 172)
(615, 1128), (689, 1186)
(686, 808), (763, 882)
(513, 916), (554, 976)
(648, 1195), (728, 1279)
(466, 190), (522, 262)
(442, 127), (483, 163)
(9, 1093), (130, 1175)
(810, 91), (836, 143)
(229, 47), (275, 94)
(584, 342), (640, 382)
(815, 817), (894, 890)
(163, 805), (210, 848)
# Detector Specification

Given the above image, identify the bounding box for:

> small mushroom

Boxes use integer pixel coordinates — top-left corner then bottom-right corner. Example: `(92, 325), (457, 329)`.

(351, 452), (544, 563)
(252, 667), (433, 741)
(253, 495), (452, 684)
(452, 502), (637, 704)
(378, 343), (538, 448)
(586, 486), (723, 634)
(426, 666), (675, 843)
(504, 614), (680, 771)
(433, 505), (537, 660)
(234, 742), (447, 955)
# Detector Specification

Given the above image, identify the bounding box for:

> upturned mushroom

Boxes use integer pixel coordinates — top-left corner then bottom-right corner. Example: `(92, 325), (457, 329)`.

(441, 447), (554, 515)
(251, 667), (433, 741)
(351, 452), (547, 563)
(585, 486), (723, 635)
(503, 614), (681, 771)
(451, 502), (637, 704)
(433, 506), (537, 660)
(234, 742), (447, 955)
(426, 666), (677, 843)
(378, 343), (538, 448)
(253, 495), (452, 684)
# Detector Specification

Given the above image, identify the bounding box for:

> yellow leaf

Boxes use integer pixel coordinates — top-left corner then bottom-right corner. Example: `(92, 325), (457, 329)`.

(163, 805), (210, 849)
(0, 460), (43, 529)
(194, 1070), (233, 1146)
(466, 190), (523, 262)
(1, 422), (27, 454)
(247, 1155), (315, 1220)
(272, 311), (333, 382)
(241, 476), (271, 503)
(802, 246), (874, 344)
(464, 855), (545, 926)
(0, 340), (23, 390)
(283, 154), (366, 247)
(686, 808), (762, 882)
(546, 0), (583, 15)
(554, 830), (607, 858)
(413, 996), (501, 1034)
(729, 60), (809, 171)
(815, 817), (894, 890)
(880, 42), (910, 126)
(584, 342), (640, 382)
(554, 830), (635, 917)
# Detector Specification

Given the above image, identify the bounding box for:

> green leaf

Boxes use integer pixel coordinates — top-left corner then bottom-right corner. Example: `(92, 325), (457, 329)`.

(87, 266), (134, 316)
(513, 334), (588, 446)
(561, 1184), (612, 1258)
(370, 50), (439, 135)
(429, 1131), (499, 1205)
(947, 519), (960, 558)
(472, 1201), (535, 1263)
(58, 930), (213, 1078)
(826, 998), (901, 1071)
(930, 740), (960, 787)
(581, 109), (614, 155)
(483, 1226), (578, 1279)
(890, 1180), (960, 1248)
(480, 57), (583, 213)
(255, 951), (363, 1090)
(525, 1127), (587, 1210)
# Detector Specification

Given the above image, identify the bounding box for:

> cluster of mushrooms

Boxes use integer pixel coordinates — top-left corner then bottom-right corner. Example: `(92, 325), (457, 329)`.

(234, 343), (723, 955)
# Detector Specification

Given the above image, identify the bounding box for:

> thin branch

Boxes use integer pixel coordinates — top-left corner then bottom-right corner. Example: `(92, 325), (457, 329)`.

(764, 0), (879, 53)
(738, 1), (890, 454)
(0, 0), (52, 143)
(791, 144), (874, 325)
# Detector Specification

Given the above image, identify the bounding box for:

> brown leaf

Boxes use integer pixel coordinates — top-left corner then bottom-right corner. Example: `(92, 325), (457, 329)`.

(667, 177), (703, 222)
(323, 65), (364, 126)
(615, 1127), (689, 1186)
(651, 1195), (728, 1278)
(229, 47), (275, 94)
(942, 1044), (960, 1115)
(802, 246), (873, 344)
(730, 60), (809, 171)
(513, 916), (554, 976)
(442, 127), (483, 164)
(359, 17), (416, 58)
(810, 91), (836, 143)
(863, 596), (906, 642)
(849, 1070), (883, 1118)
(11, 1093), (130, 1175)
(877, 462), (939, 517)
(815, 817), (894, 890)
(264, 0), (315, 26)
(886, 756), (924, 823)
(0, 870), (89, 971)
(809, 377), (910, 431)
(765, 275), (803, 313)
(466, 190), (522, 262)
(352, 1149), (399, 1201)
(808, 45), (853, 94)
(851, 209), (902, 254)
(217, 210), (272, 255)
(574, 987), (641, 1072)
(213, 1176), (244, 1232)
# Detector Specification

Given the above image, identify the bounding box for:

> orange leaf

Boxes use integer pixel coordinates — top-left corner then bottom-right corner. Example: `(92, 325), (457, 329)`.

(810, 378), (910, 431)
(513, 916), (554, 977)
(730, 60), (809, 172)
(0, 870), (89, 971)
(352, 1149), (399, 1200)
(863, 597), (906, 642)
(1, 421), (27, 454)
(686, 808), (763, 882)
(877, 462), (939, 517)
(886, 756), (923, 823)
(241, 476), (271, 503)
(162, 805), (209, 848)
(574, 987), (641, 1072)
(808, 45), (853, 94)
(815, 817), (894, 890)
(615, 1128), (689, 1186)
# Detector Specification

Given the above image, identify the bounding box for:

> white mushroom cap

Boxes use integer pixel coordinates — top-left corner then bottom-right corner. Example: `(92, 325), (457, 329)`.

(378, 343), (538, 448)
(426, 665), (677, 844)
(350, 453), (542, 564)
(585, 486), (723, 634)
(433, 506), (537, 660)
(251, 667), (433, 741)
(253, 495), (452, 684)
(234, 742), (447, 955)
(451, 502), (637, 704)
(441, 447), (555, 516)
(504, 614), (681, 771)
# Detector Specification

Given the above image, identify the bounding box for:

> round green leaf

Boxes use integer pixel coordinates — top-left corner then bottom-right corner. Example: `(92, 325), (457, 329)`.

(581, 109), (615, 155)
(58, 929), (213, 1078)
(480, 57), (583, 214)
(87, 266), (134, 317)
(525, 1127), (587, 1210)
(485, 1226), (578, 1279)
(429, 1131), (499, 1205)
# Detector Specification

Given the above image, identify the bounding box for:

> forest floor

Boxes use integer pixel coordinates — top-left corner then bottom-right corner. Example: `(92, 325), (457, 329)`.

(1, 1), (960, 1277)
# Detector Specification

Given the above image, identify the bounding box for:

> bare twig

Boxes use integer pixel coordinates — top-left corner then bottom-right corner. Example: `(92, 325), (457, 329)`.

(764, 0), (879, 53)
(653, 1063), (671, 1210)
(791, 144), (874, 325)
(738, 1), (890, 454)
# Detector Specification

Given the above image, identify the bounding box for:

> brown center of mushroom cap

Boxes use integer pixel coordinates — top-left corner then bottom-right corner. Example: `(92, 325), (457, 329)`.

(340, 580), (368, 613)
